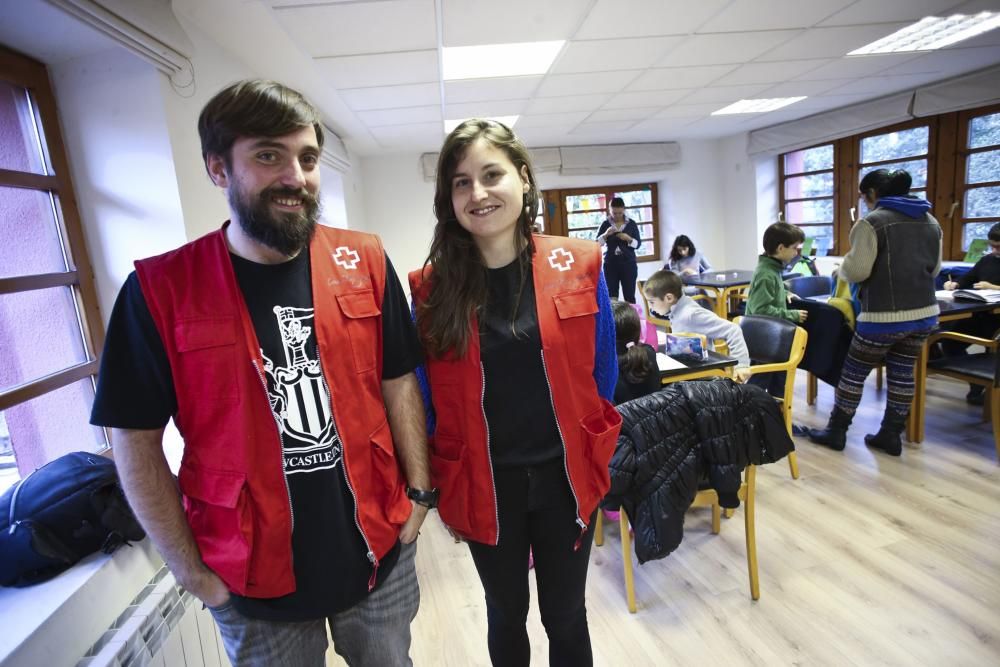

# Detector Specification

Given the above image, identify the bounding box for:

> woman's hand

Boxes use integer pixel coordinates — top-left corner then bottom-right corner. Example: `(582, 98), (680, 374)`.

(973, 281), (999, 290)
(733, 367), (752, 383)
(616, 232), (633, 243)
(943, 280), (958, 290)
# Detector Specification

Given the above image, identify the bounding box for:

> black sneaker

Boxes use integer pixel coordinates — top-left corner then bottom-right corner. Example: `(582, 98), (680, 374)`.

(966, 386), (986, 406)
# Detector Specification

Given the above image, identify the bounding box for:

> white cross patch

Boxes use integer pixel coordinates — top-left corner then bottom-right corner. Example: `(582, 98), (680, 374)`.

(332, 246), (360, 270)
(548, 247), (575, 272)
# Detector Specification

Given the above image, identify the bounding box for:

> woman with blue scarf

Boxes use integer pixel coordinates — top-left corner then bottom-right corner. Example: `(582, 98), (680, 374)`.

(809, 169), (942, 456)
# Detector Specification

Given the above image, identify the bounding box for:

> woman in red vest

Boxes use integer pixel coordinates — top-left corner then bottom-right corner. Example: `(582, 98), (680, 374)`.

(409, 120), (621, 666)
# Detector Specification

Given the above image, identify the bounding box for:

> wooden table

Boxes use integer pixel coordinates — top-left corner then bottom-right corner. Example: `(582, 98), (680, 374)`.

(911, 298), (1000, 442)
(682, 270), (755, 319)
(659, 350), (738, 384)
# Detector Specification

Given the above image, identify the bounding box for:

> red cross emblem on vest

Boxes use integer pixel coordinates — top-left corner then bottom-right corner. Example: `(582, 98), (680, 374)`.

(548, 247), (575, 272)
(333, 246), (360, 270)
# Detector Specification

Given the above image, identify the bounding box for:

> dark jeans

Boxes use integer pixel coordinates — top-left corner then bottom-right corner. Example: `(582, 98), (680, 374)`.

(466, 459), (595, 667)
(604, 259), (637, 303)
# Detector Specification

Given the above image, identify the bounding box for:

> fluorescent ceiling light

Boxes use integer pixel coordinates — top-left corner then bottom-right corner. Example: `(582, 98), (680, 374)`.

(711, 97), (807, 115)
(848, 12), (1000, 55)
(442, 41), (564, 80)
(444, 116), (520, 134)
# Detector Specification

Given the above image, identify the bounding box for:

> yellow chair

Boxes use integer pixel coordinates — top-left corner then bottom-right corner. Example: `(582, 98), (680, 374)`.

(914, 330), (1000, 458)
(735, 316), (808, 479)
(595, 466), (759, 612)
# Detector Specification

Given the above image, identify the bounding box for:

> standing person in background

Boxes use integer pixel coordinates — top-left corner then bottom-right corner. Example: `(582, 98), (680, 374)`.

(941, 222), (1000, 405)
(666, 234), (712, 276)
(597, 196), (641, 303)
(809, 169), (941, 456)
(90, 80), (429, 666)
(410, 119), (621, 667)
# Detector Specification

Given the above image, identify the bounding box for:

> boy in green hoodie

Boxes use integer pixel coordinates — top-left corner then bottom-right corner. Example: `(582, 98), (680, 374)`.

(746, 222), (808, 324)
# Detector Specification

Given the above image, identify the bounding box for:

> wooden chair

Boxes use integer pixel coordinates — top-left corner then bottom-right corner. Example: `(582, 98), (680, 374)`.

(736, 316), (808, 479)
(595, 466), (759, 612)
(917, 330), (1000, 459)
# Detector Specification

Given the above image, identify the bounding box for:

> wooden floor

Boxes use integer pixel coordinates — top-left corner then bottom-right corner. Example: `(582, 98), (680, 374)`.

(328, 371), (1000, 666)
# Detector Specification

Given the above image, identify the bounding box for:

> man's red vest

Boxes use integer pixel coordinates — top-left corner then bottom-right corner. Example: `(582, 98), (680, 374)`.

(409, 235), (622, 545)
(134, 223), (411, 598)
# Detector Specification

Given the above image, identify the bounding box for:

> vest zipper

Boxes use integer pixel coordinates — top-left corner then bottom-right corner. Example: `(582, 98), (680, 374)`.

(313, 354), (379, 590)
(251, 360), (295, 535)
(7, 466), (40, 535)
(538, 349), (586, 548)
(480, 362), (500, 546)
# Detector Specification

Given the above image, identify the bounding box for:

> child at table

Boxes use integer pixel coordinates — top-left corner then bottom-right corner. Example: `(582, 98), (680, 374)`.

(612, 300), (660, 405)
(746, 222), (808, 324)
(643, 270), (752, 383)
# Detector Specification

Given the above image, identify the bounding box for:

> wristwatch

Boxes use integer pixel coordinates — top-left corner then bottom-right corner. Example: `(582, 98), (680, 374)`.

(406, 487), (439, 509)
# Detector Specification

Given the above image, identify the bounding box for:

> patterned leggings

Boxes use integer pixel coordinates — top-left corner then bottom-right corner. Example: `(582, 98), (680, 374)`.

(835, 326), (934, 417)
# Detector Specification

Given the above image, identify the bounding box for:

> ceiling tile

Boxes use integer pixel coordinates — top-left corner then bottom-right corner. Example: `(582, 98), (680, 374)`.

(515, 111), (590, 128)
(340, 83), (441, 111)
(526, 93), (611, 113)
(652, 103), (724, 118)
(586, 108), (659, 122)
(625, 64), (737, 91)
(792, 53), (923, 80)
(357, 105), (442, 127)
(316, 50), (438, 89)
(271, 0), (436, 57)
(697, 0), (856, 32)
(789, 92), (874, 111)
(818, 71), (953, 96)
(712, 59), (832, 86)
(601, 89), (692, 109)
(369, 122), (443, 151)
(758, 23), (914, 61)
(876, 45), (1000, 77)
(575, 0), (732, 39)
(757, 79), (852, 97)
(550, 36), (686, 74)
(819, 0), (970, 26)
(444, 76), (543, 104)
(535, 71), (640, 97)
(675, 84), (771, 105)
(657, 31), (802, 67)
(444, 99), (528, 118)
(570, 120), (639, 134)
(441, 0), (589, 46)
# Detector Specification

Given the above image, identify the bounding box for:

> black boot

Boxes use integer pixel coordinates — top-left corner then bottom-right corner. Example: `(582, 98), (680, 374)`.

(864, 409), (906, 456)
(808, 406), (853, 451)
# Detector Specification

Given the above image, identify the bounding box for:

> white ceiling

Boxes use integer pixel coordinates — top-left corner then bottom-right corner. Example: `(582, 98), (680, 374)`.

(3, 0), (1000, 157)
(259, 0), (1000, 154)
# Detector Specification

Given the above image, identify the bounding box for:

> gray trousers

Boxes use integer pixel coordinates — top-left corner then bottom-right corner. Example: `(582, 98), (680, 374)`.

(209, 541), (419, 667)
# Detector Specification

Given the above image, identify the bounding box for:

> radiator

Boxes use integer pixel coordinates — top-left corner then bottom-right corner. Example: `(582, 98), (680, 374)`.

(76, 566), (228, 667)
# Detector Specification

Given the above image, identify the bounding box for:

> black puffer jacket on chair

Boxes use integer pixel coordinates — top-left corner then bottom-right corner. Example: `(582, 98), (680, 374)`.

(605, 379), (793, 563)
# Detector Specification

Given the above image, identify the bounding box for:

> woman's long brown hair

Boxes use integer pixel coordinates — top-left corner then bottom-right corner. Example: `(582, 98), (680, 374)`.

(416, 119), (540, 359)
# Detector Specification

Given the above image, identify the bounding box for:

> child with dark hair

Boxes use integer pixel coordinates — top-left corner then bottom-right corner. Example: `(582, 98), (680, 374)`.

(666, 234), (712, 276)
(746, 222), (808, 323)
(612, 300), (660, 405)
(940, 221), (1000, 403)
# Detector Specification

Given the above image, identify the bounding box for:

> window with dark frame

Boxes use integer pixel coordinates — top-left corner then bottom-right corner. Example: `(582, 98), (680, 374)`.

(543, 183), (660, 262)
(955, 107), (1000, 252)
(0, 46), (106, 492)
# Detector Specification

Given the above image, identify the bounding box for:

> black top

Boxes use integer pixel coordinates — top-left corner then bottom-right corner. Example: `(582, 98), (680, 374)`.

(613, 344), (661, 405)
(479, 256), (563, 467)
(91, 250), (421, 622)
(597, 217), (641, 263)
(958, 254), (1000, 289)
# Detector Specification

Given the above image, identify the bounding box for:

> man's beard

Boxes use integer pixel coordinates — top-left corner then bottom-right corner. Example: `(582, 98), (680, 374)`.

(230, 184), (321, 256)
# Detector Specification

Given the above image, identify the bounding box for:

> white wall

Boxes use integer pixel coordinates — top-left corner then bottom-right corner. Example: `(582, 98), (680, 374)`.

(356, 138), (754, 291)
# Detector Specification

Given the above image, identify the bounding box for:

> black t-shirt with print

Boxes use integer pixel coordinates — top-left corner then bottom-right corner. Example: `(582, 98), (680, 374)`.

(91, 249), (422, 622)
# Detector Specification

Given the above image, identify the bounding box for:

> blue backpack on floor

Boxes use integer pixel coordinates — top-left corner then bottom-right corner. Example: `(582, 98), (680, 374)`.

(0, 451), (145, 587)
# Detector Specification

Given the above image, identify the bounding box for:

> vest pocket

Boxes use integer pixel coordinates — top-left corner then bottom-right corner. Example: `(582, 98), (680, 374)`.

(178, 464), (252, 592)
(430, 434), (472, 536)
(369, 419), (409, 525)
(336, 290), (381, 373)
(579, 399), (623, 498)
(175, 318), (239, 400)
(553, 287), (598, 364)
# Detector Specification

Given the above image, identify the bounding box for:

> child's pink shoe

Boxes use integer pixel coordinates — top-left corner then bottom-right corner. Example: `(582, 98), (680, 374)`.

(602, 508), (620, 522)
